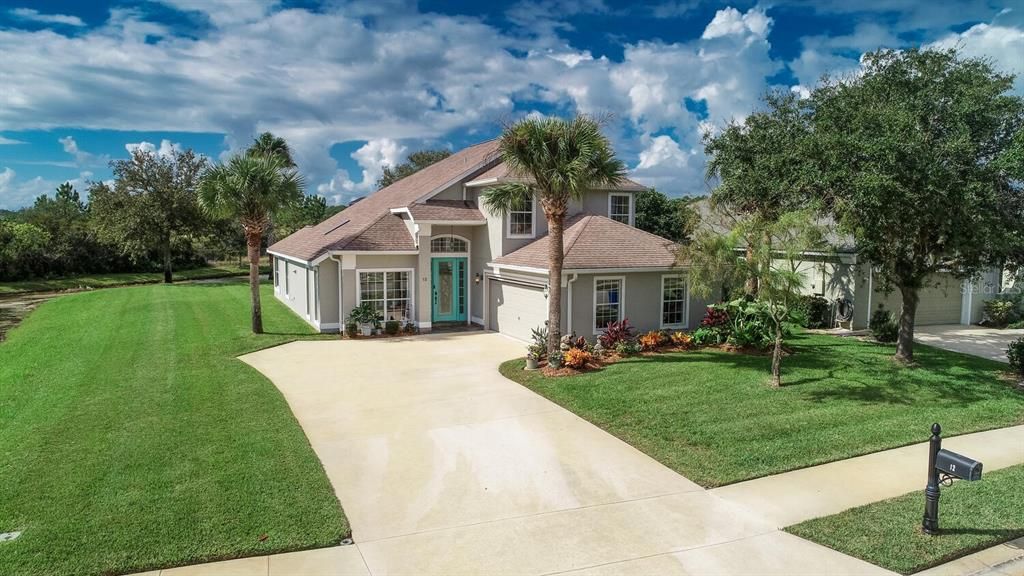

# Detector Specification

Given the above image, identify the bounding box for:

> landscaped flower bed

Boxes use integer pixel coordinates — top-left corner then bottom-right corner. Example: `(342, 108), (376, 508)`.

(526, 302), (787, 377)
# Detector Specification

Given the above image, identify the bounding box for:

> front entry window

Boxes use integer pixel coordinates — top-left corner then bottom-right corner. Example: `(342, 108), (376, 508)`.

(359, 271), (411, 322)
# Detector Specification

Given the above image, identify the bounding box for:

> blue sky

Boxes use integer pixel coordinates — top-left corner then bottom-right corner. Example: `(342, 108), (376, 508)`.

(0, 0), (1021, 209)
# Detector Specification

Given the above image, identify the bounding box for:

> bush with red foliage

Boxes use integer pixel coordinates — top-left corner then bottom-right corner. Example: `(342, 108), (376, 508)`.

(598, 319), (636, 348)
(701, 306), (729, 328)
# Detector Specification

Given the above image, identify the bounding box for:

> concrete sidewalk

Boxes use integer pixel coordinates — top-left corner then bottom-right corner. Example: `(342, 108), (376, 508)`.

(711, 425), (1024, 528)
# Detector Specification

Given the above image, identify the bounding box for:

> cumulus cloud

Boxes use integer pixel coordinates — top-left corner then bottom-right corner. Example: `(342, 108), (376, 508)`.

(9, 8), (85, 27)
(929, 21), (1024, 93)
(0, 136), (25, 145)
(316, 138), (408, 204)
(125, 139), (182, 158)
(702, 7), (771, 40)
(630, 134), (704, 194)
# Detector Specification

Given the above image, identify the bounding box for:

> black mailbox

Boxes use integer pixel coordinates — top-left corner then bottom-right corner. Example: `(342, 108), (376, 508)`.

(935, 449), (983, 481)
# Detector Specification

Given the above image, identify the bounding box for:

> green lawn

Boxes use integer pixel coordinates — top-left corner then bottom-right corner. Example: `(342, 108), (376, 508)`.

(501, 332), (1024, 487)
(0, 283), (347, 576)
(0, 264), (267, 295)
(787, 464), (1024, 574)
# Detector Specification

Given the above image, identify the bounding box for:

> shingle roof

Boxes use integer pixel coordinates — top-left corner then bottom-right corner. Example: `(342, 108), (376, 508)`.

(407, 200), (485, 222)
(466, 162), (649, 192)
(493, 215), (679, 271)
(269, 139), (501, 261)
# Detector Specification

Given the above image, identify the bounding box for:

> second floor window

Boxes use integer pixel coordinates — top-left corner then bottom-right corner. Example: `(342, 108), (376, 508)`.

(508, 197), (534, 238)
(609, 194), (632, 225)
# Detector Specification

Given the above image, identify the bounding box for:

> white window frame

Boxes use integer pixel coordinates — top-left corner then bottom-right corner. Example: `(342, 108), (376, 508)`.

(284, 261), (290, 297)
(506, 196), (537, 239)
(660, 274), (689, 329)
(608, 193), (634, 226)
(430, 234), (470, 255)
(356, 268), (415, 323)
(593, 276), (626, 335)
(273, 259), (280, 292)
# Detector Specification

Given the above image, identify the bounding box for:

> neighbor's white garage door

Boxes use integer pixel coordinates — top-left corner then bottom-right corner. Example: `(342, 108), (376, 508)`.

(489, 280), (547, 342)
(915, 274), (963, 326)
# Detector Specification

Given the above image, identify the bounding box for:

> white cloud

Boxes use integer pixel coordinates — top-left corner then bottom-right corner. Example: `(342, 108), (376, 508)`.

(630, 134), (704, 194)
(702, 7), (771, 40)
(0, 167), (94, 209)
(316, 138), (407, 204)
(9, 8), (85, 27)
(929, 22), (1024, 93)
(58, 136), (109, 167)
(125, 139), (182, 158)
(0, 136), (24, 145)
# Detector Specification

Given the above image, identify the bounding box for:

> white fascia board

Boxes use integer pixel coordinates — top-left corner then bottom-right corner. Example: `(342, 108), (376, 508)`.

(416, 220), (487, 226)
(268, 250), (312, 267)
(464, 177), (499, 187)
(564, 266), (680, 274)
(489, 262), (549, 275)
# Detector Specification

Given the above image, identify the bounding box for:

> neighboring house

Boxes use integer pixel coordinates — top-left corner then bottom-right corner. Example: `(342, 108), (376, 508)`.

(268, 139), (711, 341)
(695, 201), (1002, 329)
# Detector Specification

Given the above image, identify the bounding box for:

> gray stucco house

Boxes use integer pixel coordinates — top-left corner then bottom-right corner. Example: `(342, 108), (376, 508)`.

(268, 139), (707, 341)
(269, 139), (996, 341)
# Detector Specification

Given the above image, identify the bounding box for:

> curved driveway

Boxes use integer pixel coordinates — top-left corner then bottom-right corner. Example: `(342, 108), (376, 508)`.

(241, 332), (890, 575)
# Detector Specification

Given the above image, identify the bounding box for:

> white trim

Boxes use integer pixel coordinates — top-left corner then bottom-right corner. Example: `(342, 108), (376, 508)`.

(659, 274), (689, 329)
(389, 207), (412, 216)
(568, 266), (678, 274)
(593, 275), (626, 335)
(608, 192), (634, 226)
(464, 176), (500, 187)
(330, 255), (343, 330)
(960, 278), (974, 325)
(417, 219), (487, 226)
(268, 250), (311, 267)
(419, 321), (432, 329)
(429, 234), (471, 256)
(490, 262), (550, 276)
(318, 322), (340, 330)
(355, 268), (416, 323)
(506, 196), (537, 239)
(471, 315), (484, 325)
(337, 250), (420, 256)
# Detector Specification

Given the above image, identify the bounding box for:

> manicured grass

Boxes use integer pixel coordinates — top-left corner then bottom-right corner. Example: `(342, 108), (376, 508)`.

(0, 264), (268, 295)
(786, 464), (1024, 574)
(500, 332), (1024, 487)
(0, 283), (346, 576)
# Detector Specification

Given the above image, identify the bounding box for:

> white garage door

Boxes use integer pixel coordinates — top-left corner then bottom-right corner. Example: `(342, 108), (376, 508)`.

(916, 275), (963, 326)
(489, 280), (548, 342)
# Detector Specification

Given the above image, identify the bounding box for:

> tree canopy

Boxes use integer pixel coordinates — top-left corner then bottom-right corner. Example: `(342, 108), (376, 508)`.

(377, 149), (452, 189)
(633, 188), (701, 243)
(809, 47), (1024, 361)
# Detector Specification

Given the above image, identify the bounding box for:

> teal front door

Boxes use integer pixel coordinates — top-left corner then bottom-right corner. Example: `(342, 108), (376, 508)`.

(432, 257), (466, 322)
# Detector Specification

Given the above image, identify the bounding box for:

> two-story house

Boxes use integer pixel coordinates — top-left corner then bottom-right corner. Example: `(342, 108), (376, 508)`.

(268, 139), (710, 341)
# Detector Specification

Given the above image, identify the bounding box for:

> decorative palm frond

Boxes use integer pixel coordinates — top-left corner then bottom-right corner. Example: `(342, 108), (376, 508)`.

(480, 182), (533, 217)
(198, 154), (304, 234)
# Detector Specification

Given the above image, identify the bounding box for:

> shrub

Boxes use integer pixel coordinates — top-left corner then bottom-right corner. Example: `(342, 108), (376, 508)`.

(984, 296), (1022, 327)
(344, 321), (358, 338)
(870, 306), (898, 343)
(691, 326), (725, 346)
(700, 306), (729, 329)
(670, 331), (693, 348)
(1008, 338), (1024, 378)
(563, 348), (592, 369)
(638, 331), (663, 351)
(717, 298), (776, 349)
(530, 325), (549, 358)
(548, 350), (564, 368)
(402, 321), (418, 335)
(797, 295), (831, 329)
(614, 339), (642, 356)
(384, 320), (400, 335)
(1009, 320), (1024, 330)
(599, 319), (636, 348)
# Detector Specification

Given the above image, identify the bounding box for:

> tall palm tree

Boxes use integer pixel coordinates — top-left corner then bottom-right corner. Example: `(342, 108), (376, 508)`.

(482, 115), (627, 355)
(199, 154), (304, 333)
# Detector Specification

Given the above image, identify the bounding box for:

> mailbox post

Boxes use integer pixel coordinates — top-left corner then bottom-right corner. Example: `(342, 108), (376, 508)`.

(923, 423), (942, 534)
(922, 423), (984, 535)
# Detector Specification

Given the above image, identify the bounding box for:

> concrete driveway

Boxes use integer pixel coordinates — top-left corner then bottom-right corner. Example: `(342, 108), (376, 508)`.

(241, 332), (889, 575)
(915, 325), (1024, 363)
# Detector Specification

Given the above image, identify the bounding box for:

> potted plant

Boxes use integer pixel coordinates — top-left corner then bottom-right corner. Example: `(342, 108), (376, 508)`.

(349, 303), (382, 337)
(525, 343), (544, 370)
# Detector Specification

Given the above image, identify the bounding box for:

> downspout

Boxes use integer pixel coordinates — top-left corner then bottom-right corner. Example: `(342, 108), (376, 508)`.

(567, 273), (578, 338)
(331, 254), (343, 333)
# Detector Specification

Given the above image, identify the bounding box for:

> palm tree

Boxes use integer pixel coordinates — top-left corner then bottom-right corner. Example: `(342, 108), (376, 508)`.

(198, 154), (304, 333)
(248, 132), (295, 167)
(481, 115), (627, 355)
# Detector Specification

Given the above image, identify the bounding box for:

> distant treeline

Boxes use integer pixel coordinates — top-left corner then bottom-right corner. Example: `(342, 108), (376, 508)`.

(0, 149), (341, 283)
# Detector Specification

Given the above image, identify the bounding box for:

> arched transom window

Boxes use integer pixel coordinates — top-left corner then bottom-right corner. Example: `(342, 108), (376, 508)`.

(431, 235), (468, 253)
